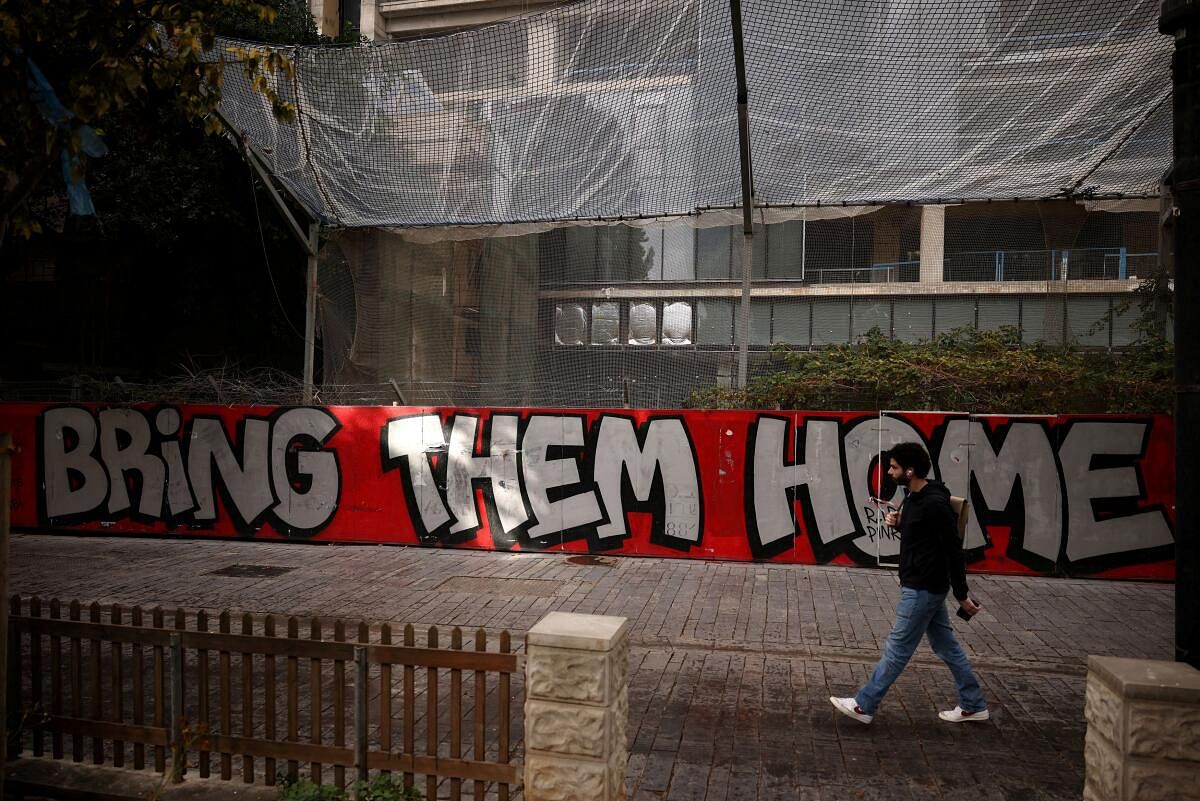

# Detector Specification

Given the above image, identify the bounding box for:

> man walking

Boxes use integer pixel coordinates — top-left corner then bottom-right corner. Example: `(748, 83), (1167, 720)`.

(829, 441), (989, 724)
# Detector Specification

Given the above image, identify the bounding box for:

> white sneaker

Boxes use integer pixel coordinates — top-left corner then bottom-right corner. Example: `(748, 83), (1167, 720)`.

(938, 705), (990, 723)
(829, 696), (873, 724)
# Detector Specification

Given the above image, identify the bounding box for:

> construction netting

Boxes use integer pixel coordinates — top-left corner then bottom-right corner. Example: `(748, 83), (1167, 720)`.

(312, 198), (1164, 407)
(212, 0), (1173, 407)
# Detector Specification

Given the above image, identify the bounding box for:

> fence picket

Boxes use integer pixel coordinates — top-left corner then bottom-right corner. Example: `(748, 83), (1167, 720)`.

(403, 624), (415, 789)
(311, 617), (324, 785)
(49, 598), (63, 760)
(152, 607), (165, 773)
(219, 610), (232, 780)
(499, 630), (511, 801)
(173, 610), (187, 779)
(30, 596), (43, 758)
(132, 606), (145, 770)
(427, 626), (439, 801)
(474, 629), (486, 801)
(356, 621), (369, 785)
(7, 596), (22, 761)
(264, 615), (277, 786)
(287, 617), (299, 781)
(110, 603), (123, 767)
(450, 627), (462, 801)
(197, 610), (210, 778)
(334, 620), (346, 789)
(69, 600), (82, 762)
(380, 622), (392, 775)
(242, 612), (255, 783)
(88, 602), (102, 765)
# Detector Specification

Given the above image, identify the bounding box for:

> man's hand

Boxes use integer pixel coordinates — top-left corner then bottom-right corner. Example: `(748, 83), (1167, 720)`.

(884, 510), (900, 528)
(959, 597), (981, 616)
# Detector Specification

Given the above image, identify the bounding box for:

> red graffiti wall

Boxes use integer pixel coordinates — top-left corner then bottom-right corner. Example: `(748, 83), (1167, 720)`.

(0, 403), (1175, 579)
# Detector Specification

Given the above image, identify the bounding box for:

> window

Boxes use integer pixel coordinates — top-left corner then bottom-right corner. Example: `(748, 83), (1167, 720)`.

(773, 301), (811, 346)
(663, 302), (693, 344)
(592, 302), (619, 345)
(629, 302), (657, 344)
(893, 299), (933, 343)
(555, 303), (588, 345)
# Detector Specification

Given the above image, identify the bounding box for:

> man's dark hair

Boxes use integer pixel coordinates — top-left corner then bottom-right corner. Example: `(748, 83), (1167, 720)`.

(888, 442), (931, 478)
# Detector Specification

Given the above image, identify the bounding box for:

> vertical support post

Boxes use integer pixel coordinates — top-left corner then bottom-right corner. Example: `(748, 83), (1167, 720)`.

(738, 236), (753, 389)
(1161, 0), (1200, 669)
(730, 0), (754, 389)
(303, 223), (320, 405)
(524, 612), (628, 801)
(1119, 247), (1128, 280)
(353, 645), (369, 795)
(0, 433), (10, 787)
(919, 205), (946, 282)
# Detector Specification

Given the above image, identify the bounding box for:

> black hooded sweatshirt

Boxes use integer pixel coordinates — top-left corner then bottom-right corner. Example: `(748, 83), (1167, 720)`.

(897, 479), (969, 601)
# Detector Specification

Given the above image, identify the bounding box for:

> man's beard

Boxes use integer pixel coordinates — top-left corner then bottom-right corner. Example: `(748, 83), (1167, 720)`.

(895, 473), (910, 488)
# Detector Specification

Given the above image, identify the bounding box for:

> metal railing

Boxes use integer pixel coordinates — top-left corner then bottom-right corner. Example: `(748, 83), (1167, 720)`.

(944, 248), (1156, 282)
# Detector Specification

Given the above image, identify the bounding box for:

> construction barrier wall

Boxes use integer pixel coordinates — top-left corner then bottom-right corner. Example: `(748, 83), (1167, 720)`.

(0, 403), (1175, 580)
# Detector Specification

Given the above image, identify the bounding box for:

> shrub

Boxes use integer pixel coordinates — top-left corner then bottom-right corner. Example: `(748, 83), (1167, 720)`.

(688, 327), (1174, 414)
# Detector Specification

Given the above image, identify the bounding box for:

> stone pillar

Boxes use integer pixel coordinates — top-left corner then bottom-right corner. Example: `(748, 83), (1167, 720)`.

(1084, 656), (1200, 801)
(919, 204), (946, 283)
(525, 612), (629, 801)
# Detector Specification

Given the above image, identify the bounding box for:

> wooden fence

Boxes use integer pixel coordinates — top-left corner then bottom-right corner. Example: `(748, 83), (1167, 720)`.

(5, 596), (522, 798)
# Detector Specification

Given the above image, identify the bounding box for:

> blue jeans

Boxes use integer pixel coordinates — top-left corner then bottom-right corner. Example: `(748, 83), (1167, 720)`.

(855, 586), (986, 715)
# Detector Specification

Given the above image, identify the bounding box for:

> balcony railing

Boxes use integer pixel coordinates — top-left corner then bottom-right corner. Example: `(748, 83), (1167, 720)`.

(943, 248), (1154, 282)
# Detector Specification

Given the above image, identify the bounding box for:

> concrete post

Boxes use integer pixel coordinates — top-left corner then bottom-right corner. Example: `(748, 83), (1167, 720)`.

(919, 204), (946, 283)
(1084, 656), (1200, 800)
(525, 612), (629, 801)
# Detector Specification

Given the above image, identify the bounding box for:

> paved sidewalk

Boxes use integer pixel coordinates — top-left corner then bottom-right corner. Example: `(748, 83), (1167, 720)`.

(9, 534), (1175, 801)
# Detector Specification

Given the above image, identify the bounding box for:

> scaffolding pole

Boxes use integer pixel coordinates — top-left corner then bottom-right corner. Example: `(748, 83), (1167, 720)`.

(1161, 0), (1199, 669)
(303, 223), (320, 406)
(731, 0), (754, 389)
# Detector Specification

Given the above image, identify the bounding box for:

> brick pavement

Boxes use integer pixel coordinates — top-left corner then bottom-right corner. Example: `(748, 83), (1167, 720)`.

(8, 534), (1175, 801)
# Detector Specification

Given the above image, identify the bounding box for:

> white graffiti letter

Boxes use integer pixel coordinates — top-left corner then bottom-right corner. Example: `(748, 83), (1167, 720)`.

(1059, 421), (1174, 563)
(938, 420), (1062, 559)
(43, 407), (108, 519)
(155, 408), (196, 517)
(270, 408), (340, 531)
(522, 416), (602, 537)
(98, 409), (165, 518)
(593, 417), (700, 543)
(188, 418), (274, 524)
(846, 416), (927, 558)
(383, 414), (452, 533)
(444, 415), (528, 535)
(751, 418), (854, 548)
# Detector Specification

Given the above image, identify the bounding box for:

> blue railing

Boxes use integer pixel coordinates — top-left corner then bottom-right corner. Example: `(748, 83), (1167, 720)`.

(944, 248), (1155, 282)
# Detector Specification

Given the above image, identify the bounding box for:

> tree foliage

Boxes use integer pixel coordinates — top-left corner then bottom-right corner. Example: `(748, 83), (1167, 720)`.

(689, 328), (1174, 414)
(0, 0), (296, 241)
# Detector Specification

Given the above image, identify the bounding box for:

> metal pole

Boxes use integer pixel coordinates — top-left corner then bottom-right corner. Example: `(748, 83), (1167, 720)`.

(730, 0), (754, 389)
(1161, 0), (1200, 669)
(303, 223), (320, 405)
